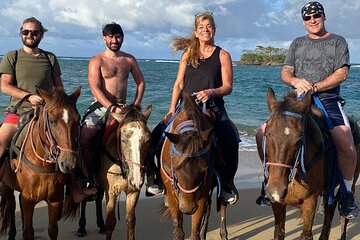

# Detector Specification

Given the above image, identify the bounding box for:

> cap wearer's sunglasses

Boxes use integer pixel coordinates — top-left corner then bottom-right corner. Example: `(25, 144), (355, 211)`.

(21, 29), (40, 36)
(303, 13), (322, 21)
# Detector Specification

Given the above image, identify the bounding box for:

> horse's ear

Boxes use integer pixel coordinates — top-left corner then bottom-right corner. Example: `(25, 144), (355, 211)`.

(37, 88), (53, 102)
(266, 87), (277, 113)
(200, 127), (213, 142)
(142, 105), (152, 121)
(111, 112), (126, 123)
(70, 86), (81, 103)
(298, 91), (312, 113)
(165, 132), (180, 144)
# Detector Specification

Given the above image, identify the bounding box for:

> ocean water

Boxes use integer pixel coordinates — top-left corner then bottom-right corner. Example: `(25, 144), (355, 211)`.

(1, 58), (360, 152)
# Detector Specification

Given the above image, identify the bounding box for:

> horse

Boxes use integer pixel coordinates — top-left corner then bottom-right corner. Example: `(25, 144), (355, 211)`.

(0, 87), (81, 240)
(100, 104), (152, 240)
(159, 93), (229, 240)
(262, 87), (360, 240)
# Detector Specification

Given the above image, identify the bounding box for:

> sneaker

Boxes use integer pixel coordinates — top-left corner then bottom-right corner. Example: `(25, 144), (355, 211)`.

(146, 184), (165, 196)
(338, 191), (359, 219)
(221, 190), (236, 204)
(256, 195), (271, 206)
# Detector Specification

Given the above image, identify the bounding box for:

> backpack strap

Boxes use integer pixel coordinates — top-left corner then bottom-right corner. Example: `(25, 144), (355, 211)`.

(39, 49), (54, 79)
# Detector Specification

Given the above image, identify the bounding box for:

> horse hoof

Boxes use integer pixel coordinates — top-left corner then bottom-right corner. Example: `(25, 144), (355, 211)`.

(76, 228), (87, 237)
(99, 226), (106, 234)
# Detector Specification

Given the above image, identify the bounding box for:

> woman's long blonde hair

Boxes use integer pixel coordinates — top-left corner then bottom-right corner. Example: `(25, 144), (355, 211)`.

(170, 12), (216, 68)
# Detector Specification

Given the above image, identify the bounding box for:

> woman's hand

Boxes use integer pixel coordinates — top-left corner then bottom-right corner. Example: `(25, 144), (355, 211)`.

(163, 111), (174, 124)
(194, 89), (214, 103)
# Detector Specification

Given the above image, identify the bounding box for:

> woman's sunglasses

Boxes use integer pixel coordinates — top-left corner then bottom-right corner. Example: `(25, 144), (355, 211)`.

(21, 29), (40, 36)
(303, 13), (322, 21)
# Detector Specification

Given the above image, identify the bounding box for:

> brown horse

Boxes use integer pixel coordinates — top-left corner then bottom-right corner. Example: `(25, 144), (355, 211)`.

(0, 87), (81, 240)
(100, 104), (152, 240)
(160, 93), (228, 240)
(262, 87), (360, 240)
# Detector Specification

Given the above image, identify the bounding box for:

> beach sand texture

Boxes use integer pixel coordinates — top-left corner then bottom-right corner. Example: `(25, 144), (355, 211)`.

(4, 151), (360, 240)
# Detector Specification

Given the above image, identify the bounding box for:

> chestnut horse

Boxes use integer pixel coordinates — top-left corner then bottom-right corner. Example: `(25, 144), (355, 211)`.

(0, 87), (81, 240)
(100, 105), (152, 240)
(160, 93), (228, 240)
(262, 88), (359, 240)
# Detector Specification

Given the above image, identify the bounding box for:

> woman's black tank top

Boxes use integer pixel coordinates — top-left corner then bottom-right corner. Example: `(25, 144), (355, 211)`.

(183, 46), (224, 106)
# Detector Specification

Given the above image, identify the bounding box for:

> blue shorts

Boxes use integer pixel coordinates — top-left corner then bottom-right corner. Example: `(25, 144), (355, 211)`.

(321, 97), (349, 128)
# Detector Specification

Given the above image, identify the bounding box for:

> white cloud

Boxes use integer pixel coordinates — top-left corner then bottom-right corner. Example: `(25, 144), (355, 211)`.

(1, 0), (360, 62)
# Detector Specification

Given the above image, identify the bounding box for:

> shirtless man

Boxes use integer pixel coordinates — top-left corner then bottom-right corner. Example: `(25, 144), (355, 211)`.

(81, 22), (145, 184)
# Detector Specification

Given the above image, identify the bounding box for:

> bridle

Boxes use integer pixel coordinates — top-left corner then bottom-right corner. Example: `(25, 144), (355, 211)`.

(161, 120), (211, 194)
(16, 105), (78, 173)
(102, 112), (147, 178)
(260, 111), (306, 185)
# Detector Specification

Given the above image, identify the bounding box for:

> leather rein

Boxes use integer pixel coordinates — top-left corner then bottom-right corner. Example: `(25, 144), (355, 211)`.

(14, 106), (77, 173)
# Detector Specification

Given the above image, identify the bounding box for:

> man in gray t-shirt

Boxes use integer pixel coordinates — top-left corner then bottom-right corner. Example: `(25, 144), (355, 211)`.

(256, 1), (359, 219)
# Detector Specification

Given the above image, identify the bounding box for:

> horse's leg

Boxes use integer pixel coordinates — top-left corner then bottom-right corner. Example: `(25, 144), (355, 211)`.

(47, 201), (62, 240)
(167, 194), (185, 240)
(299, 194), (318, 240)
(0, 183), (17, 240)
(319, 200), (337, 240)
(8, 191), (17, 240)
(190, 198), (208, 240)
(219, 203), (228, 240)
(20, 198), (36, 240)
(271, 203), (286, 240)
(96, 188), (106, 233)
(76, 200), (87, 237)
(199, 198), (212, 240)
(125, 192), (140, 240)
(105, 193), (117, 240)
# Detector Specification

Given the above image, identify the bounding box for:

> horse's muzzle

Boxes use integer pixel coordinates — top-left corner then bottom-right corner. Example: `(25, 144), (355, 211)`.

(58, 153), (78, 173)
(178, 193), (198, 214)
(265, 184), (288, 203)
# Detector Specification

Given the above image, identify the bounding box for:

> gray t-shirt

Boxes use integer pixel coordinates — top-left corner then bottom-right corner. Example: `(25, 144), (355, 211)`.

(284, 33), (350, 98)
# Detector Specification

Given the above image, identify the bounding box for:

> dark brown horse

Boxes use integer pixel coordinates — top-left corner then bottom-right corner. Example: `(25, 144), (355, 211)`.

(0, 87), (81, 240)
(100, 105), (152, 240)
(262, 87), (360, 240)
(160, 93), (228, 240)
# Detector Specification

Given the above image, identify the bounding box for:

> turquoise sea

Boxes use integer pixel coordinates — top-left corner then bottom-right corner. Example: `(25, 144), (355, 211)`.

(1, 57), (359, 188)
(1, 57), (360, 153)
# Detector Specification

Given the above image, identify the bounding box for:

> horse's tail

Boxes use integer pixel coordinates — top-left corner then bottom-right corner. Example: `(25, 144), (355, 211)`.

(0, 185), (14, 235)
(62, 190), (80, 221)
(159, 202), (171, 221)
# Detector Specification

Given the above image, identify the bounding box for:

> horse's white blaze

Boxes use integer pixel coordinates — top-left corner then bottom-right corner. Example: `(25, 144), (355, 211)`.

(62, 109), (69, 124)
(284, 127), (290, 135)
(129, 126), (143, 188)
(273, 190), (281, 202)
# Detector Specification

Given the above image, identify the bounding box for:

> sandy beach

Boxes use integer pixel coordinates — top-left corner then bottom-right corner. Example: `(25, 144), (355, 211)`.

(4, 151), (360, 240)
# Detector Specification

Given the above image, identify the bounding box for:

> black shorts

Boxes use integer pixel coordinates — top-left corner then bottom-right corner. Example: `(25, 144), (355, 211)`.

(321, 97), (349, 128)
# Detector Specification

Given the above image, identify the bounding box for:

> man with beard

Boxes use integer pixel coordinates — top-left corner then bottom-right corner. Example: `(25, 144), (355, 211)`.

(80, 22), (145, 186)
(0, 17), (63, 180)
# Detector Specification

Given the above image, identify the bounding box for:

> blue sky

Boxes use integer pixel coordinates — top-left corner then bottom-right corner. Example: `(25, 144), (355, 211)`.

(1, 0), (360, 63)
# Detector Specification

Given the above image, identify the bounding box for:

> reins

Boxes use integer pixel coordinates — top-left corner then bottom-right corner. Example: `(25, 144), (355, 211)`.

(15, 105), (77, 173)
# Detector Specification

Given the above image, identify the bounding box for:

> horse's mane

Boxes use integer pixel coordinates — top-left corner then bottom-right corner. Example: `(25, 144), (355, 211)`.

(172, 93), (212, 168)
(272, 91), (307, 115)
(45, 88), (76, 110)
(181, 93), (211, 131)
(120, 104), (147, 125)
